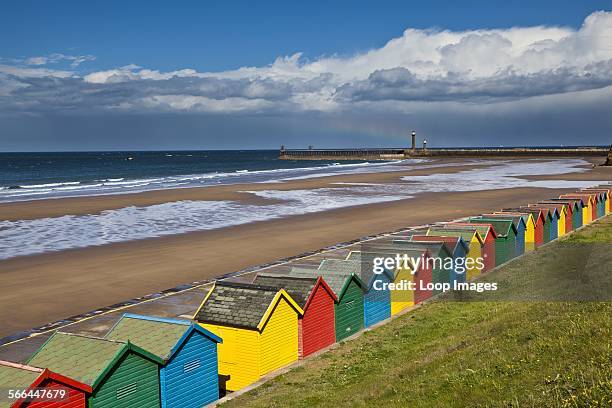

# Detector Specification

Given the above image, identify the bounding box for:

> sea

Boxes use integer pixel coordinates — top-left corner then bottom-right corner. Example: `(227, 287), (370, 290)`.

(0, 150), (406, 202)
(0, 151), (605, 260)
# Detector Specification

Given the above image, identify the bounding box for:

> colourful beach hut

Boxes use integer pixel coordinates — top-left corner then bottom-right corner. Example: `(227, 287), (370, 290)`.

(583, 190), (606, 218)
(345, 251), (393, 327)
(252, 273), (337, 358)
(528, 205), (559, 241)
(389, 246), (431, 312)
(367, 244), (434, 305)
(409, 235), (469, 284)
(356, 242), (434, 310)
(297, 260), (365, 341)
(584, 191), (603, 219)
(193, 281), (304, 391)
(560, 194), (594, 225)
(469, 218), (517, 266)
(389, 241), (453, 295)
(427, 227), (486, 279)
(27, 332), (163, 408)
(445, 223), (497, 273)
(481, 213), (526, 257)
(0, 360), (91, 408)
(512, 207), (547, 246)
(335, 246), (413, 315)
(193, 281), (303, 392)
(495, 210), (536, 251)
(538, 202), (571, 235)
(552, 199), (584, 230)
(105, 314), (222, 408)
(582, 188), (610, 215)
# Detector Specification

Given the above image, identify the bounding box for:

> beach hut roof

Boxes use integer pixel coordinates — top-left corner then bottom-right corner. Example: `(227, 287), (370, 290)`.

(427, 227), (485, 245)
(493, 211), (535, 227)
(253, 273), (337, 308)
(409, 235), (469, 254)
(506, 207), (546, 223)
(194, 281), (303, 331)
(544, 199), (581, 211)
(352, 242), (433, 259)
(548, 197), (585, 206)
(0, 360), (42, 391)
(537, 201), (570, 214)
(559, 193), (596, 204)
(387, 240), (452, 258)
(469, 218), (518, 237)
(580, 190), (609, 203)
(105, 313), (221, 361)
(318, 259), (361, 275)
(480, 213), (527, 229)
(0, 360), (92, 404)
(345, 251), (396, 287)
(26, 332), (162, 390)
(527, 205), (560, 218)
(446, 222), (498, 239)
(582, 188), (610, 196)
(289, 265), (363, 299)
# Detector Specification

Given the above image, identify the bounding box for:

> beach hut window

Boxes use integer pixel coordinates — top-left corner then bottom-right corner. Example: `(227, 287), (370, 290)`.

(184, 359), (201, 373)
(116, 382), (138, 399)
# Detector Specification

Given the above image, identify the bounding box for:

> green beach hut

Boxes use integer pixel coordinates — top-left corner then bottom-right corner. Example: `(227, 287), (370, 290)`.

(469, 217), (517, 266)
(290, 260), (365, 342)
(27, 332), (163, 408)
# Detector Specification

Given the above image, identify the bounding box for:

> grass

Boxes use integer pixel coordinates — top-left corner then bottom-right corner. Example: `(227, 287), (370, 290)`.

(222, 216), (612, 408)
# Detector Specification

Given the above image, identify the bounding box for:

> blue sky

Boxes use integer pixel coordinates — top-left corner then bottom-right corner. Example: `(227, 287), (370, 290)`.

(1, 1), (612, 150)
(3, 0), (609, 72)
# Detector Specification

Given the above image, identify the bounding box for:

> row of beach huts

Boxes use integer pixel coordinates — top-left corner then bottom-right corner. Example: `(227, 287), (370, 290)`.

(1, 185), (610, 408)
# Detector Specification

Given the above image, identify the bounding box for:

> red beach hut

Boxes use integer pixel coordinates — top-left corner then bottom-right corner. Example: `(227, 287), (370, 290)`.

(253, 273), (337, 358)
(0, 360), (92, 408)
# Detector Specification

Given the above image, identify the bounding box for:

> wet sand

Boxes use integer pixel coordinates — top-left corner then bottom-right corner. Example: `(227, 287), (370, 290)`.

(0, 158), (609, 337)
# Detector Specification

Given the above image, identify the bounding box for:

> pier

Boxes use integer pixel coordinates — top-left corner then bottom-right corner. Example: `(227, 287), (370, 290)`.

(279, 135), (611, 161)
(279, 146), (610, 160)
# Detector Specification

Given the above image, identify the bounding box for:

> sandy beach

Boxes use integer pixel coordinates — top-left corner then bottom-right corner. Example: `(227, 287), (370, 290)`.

(0, 158), (610, 338)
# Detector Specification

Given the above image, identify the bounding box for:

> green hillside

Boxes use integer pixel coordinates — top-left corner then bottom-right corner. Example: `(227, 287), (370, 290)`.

(222, 216), (612, 407)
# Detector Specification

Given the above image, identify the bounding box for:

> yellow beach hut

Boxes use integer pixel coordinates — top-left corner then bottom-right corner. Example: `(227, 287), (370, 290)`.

(193, 281), (303, 392)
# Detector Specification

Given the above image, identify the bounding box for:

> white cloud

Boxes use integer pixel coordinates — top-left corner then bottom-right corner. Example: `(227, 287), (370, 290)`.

(2, 11), (612, 114)
(0, 64), (74, 78)
(25, 53), (96, 68)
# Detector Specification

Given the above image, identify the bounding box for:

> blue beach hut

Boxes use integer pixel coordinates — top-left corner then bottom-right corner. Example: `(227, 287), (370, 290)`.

(106, 313), (222, 408)
(346, 251), (393, 327)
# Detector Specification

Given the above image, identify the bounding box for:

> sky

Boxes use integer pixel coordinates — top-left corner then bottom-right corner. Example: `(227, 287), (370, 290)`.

(1, 0), (612, 151)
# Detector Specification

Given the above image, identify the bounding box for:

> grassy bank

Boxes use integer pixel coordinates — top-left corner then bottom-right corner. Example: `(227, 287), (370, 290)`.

(222, 216), (612, 407)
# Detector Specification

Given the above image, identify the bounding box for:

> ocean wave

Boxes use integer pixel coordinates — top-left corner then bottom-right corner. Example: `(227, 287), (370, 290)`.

(0, 159), (426, 203)
(0, 159), (599, 261)
(12, 181), (81, 189)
